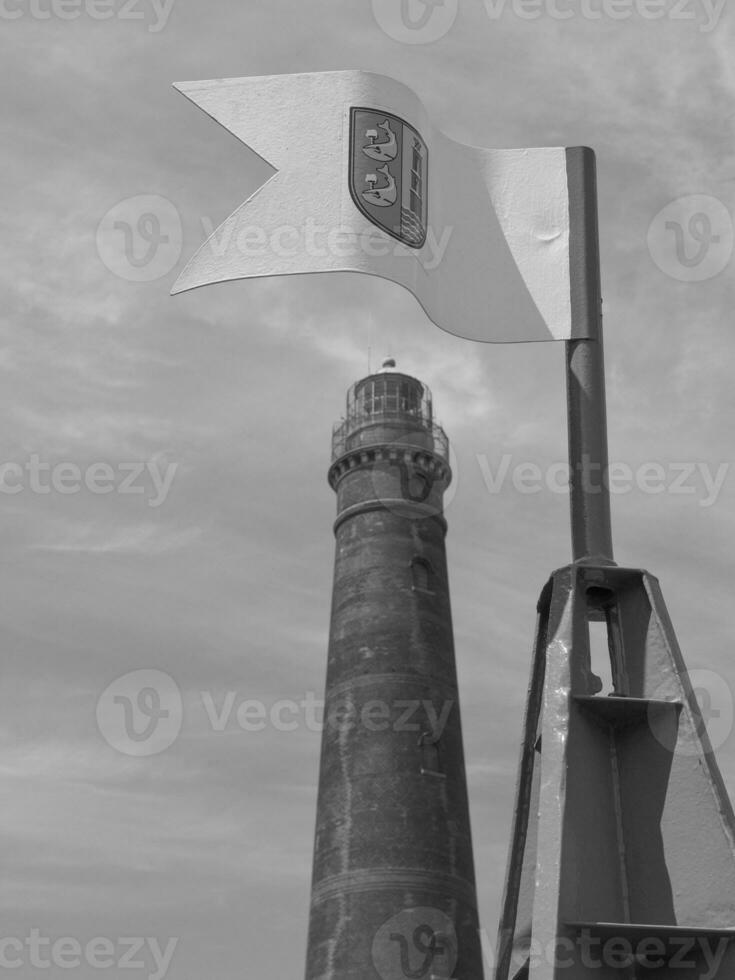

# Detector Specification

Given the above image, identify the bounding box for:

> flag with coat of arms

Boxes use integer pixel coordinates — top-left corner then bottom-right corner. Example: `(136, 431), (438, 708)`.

(172, 70), (598, 344)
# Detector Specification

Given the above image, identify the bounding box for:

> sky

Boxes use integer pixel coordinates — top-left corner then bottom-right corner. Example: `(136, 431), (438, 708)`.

(4, 1), (735, 977)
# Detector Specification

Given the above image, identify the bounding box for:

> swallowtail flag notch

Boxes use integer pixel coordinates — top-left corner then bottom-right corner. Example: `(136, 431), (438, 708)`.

(172, 70), (597, 344)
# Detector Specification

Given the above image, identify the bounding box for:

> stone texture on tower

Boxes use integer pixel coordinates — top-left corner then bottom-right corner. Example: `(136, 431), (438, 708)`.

(305, 366), (485, 980)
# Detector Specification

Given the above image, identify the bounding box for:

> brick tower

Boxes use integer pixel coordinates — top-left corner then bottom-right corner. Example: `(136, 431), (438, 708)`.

(305, 361), (485, 980)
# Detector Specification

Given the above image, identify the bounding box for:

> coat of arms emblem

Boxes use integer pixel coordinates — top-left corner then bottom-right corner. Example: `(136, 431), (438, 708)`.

(349, 108), (428, 249)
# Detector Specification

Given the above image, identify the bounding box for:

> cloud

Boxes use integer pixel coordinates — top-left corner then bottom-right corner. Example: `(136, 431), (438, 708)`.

(30, 520), (203, 554)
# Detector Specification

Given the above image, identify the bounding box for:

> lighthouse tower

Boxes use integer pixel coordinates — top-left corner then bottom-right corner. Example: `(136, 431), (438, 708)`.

(305, 361), (485, 980)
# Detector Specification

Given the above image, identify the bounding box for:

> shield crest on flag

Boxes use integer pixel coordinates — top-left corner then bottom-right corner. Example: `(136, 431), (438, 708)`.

(349, 107), (428, 249)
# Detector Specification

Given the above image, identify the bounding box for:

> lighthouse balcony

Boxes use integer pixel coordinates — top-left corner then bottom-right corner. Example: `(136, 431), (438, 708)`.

(331, 412), (449, 463)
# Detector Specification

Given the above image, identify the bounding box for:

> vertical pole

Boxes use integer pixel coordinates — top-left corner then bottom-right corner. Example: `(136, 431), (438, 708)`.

(565, 148), (614, 565)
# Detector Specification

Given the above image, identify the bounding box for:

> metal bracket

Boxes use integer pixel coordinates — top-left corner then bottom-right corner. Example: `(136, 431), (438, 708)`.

(495, 564), (735, 980)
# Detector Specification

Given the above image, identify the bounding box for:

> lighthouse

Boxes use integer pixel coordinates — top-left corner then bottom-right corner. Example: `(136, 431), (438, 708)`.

(305, 361), (485, 980)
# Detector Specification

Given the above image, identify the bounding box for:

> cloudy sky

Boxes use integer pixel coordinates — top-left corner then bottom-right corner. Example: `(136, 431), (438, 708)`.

(4, 1), (735, 977)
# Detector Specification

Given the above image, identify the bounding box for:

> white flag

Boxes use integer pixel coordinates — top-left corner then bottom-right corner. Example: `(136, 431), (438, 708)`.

(172, 70), (598, 344)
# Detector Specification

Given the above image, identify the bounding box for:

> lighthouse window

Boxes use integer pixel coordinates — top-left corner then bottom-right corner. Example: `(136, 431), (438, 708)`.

(362, 380), (383, 415)
(411, 557), (434, 594)
(370, 381), (382, 414)
(407, 471), (431, 502)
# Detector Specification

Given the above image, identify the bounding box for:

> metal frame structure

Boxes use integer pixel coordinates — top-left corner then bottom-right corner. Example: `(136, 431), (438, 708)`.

(495, 150), (735, 979)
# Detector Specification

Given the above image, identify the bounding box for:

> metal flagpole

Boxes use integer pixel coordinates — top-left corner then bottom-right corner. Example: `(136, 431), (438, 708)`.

(564, 147), (614, 566)
(496, 148), (735, 980)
